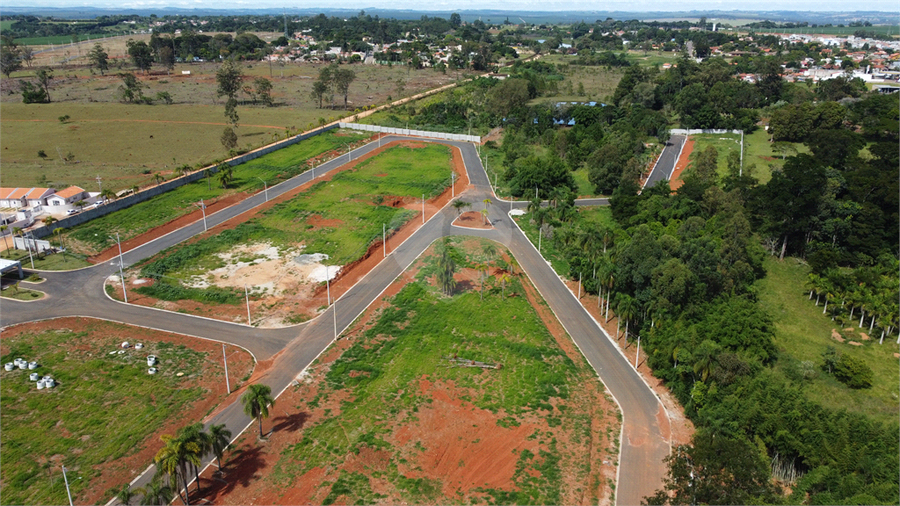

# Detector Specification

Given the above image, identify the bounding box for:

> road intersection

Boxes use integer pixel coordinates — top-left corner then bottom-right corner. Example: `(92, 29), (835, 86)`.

(1, 135), (672, 505)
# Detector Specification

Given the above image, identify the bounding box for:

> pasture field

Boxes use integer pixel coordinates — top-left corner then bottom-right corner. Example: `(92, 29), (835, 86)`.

(682, 131), (809, 185)
(756, 257), (900, 426)
(207, 237), (616, 504)
(63, 129), (369, 254)
(0, 55), (469, 191)
(134, 143), (453, 305)
(761, 25), (900, 37)
(0, 318), (254, 505)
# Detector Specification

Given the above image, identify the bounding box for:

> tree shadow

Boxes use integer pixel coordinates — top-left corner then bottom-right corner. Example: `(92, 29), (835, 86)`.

(271, 411), (310, 433)
(196, 444), (266, 501)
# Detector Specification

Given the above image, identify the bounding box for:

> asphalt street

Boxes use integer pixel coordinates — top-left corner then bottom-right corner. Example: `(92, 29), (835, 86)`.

(644, 134), (686, 189)
(1, 135), (672, 506)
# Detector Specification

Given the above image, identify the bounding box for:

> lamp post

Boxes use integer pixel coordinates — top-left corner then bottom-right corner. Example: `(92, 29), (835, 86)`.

(256, 178), (268, 202)
(383, 223), (386, 257)
(197, 199), (208, 231)
(115, 232), (127, 303)
(61, 465), (80, 506)
(245, 285), (251, 326)
(223, 344), (231, 394)
(422, 194), (425, 224)
(25, 232), (35, 269)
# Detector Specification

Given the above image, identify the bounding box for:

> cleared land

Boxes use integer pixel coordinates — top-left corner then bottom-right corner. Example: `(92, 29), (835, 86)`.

(63, 129), (369, 255)
(0, 317), (254, 505)
(756, 257), (900, 426)
(190, 237), (619, 504)
(1, 49), (472, 191)
(125, 142), (456, 326)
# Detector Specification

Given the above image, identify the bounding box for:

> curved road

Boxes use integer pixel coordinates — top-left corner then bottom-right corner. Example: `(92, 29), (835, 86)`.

(1, 136), (668, 505)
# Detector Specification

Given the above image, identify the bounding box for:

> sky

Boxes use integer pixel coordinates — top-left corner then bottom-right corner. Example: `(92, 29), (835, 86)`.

(10, 0), (900, 11)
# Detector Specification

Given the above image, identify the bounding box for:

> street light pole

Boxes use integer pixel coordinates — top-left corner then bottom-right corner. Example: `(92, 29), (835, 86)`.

(383, 223), (386, 257)
(422, 194), (425, 224)
(257, 178), (268, 201)
(245, 285), (251, 326)
(223, 344), (231, 394)
(62, 465), (74, 506)
(451, 172), (455, 198)
(635, 334), (641, 368)
(116, 232), (127, 303)
(199, 199), (208, 232)
(26, 232), (35, 269)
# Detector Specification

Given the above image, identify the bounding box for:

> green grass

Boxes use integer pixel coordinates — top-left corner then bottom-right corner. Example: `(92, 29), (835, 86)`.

(623, 50), (681, 68)
(572, 167), (594, 196)
(576, 206), (615, 228)
(0, 325), (209, 504)
(269, 237), (602, 502)
(756, 256), (900, 425)
(683, 130), (809, 185)
(1, 63), (464, 191)
(1, 248), (92, 270)
(136, 144), (454, 303)
(64, 130), (368, 253)
(514, 213), (571, 276)
(0, 285), (44, 300)
(768, 25), (900, 36)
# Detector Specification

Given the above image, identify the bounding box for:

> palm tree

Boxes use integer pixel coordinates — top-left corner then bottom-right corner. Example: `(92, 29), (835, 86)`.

(481, 198), (491, 224)
(241, 384), (275, 440)
(436, 241), (457, 296)
(12, 227), (23, 253)
(177, 423), (208, 495)
(615, 293), (637, 341)
(141, 477), (175, 506)
(480, 208), (489, 225)
(116, 484), (140, 505)
(499, 272), (511, 298)
(154, 431), (202, 505)
(0, 225), (9, 257)
(218, 165), (234, 189)
(206, 423), (232, 471)
(100, 188), (116, 202)
(42, 215), (57, 227)
(452, 199), (467, 216)
(154, 173), (165, 186)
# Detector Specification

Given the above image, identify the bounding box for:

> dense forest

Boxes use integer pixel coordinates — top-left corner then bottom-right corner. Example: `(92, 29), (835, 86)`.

(400, 46), (899, 503)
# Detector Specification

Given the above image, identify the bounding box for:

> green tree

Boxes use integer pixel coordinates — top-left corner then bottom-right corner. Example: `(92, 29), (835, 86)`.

(154, 432), (202, 505)
(205, 423), (232, 470)
(0, 36), (22, 78)
(126, 39), (154, 73)
(19, 81), (47, 103)
(332, 66), (356, 110)
(241, 383), (275, 439)
(88, 43), (109, 75)
(217, 163), (234, 188)
(216, 60), (243, 127)
(221, 126), (238, 151)
(452, 199), (468, 216)
(35, 69), (52, 103)
(140, 476), (175, 506)
(435, 239), (457, 296)
(253, 77), (274, 106)
(310, 79), (328, 109)
(118, 73), (147, 103)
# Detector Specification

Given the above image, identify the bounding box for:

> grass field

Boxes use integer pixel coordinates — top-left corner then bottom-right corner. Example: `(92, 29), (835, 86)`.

(11, 33), (122, 46)
(1, 57), (466, 191)
(0, 325), (209, 504)
(623, 50), (681, 68)
(683, 130), (809, 185)
(266, 237), (610, 503)
(136, 143), (453, 302)
(761, 25), (900, 36)
(756, 256), (900, 426)
(514, 212), (572, 277)
(63, 129), (368, 254)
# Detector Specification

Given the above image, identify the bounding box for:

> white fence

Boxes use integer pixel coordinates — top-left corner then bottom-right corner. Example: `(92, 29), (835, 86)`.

(339, 122), (481, 143)
(670, 129), (744, 135)
(13, 236), (52, 253)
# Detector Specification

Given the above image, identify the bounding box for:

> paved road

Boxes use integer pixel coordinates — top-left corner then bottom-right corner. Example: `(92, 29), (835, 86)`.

(643, 134), (686, 190)
(1, 136), (668, 505)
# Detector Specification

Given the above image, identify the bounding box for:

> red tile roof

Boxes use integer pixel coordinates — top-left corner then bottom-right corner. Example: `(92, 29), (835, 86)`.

(54, 186), (85, 199)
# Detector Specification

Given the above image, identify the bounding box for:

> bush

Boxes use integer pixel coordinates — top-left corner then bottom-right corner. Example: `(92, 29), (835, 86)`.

(833, 354), (873, 389)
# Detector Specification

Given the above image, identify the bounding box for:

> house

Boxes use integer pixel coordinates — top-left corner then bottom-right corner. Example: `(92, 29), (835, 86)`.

(46, 186), (88, 208)
(0, 188), (53, 208)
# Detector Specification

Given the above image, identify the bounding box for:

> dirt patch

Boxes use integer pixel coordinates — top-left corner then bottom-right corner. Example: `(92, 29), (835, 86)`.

(104, 139), (470, 328)
(0, 317), (254, 505)
(848, 341), (863, 346)
(191, 242), (616, 505)
(832, 329), (845, 342)
(668, 138), (695, 193)
(305, 214), (344, 229)
(452, 210), (495, 229)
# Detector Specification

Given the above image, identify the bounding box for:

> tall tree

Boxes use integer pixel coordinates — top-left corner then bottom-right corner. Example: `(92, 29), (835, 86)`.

(35, 69), (52, 103)
(253, 77), (274, 106)
(241, 383), (275, 439)
(205, 423), (232, 470)
(154, 432), (201, 505)
(126, 39), (154, 73)
(435, 239), (457, 296)
(88, 43), (109, 75)
(0, 36), (22, 78)
(216, 59), (242, 128)
(332, 66), (356, 110)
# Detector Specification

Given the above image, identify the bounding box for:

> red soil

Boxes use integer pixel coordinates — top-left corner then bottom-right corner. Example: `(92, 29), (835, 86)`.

(0, 317), (254, 505)
(668, 138), (695, 192)
(305, 214), (344, 229)
(190, 244), (617, 505)
(452, 210), (494, 229)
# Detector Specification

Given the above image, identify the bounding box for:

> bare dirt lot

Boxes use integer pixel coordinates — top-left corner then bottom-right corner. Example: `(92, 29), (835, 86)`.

(185, 239), (620, 504)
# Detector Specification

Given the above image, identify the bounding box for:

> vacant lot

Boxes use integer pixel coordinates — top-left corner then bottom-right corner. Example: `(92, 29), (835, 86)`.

(127, 142), (456, 325)
(1, 50), (472, 191)
(63, 129), (368, 255)
(0, 317), (254, 505)
(193, 237), (619, 504)
(757, 257), (900, 426)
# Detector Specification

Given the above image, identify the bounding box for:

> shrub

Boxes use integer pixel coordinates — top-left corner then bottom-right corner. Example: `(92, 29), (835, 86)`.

(833, 354), (873, 389)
